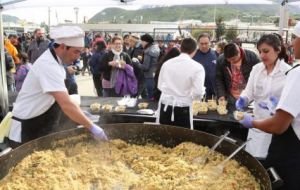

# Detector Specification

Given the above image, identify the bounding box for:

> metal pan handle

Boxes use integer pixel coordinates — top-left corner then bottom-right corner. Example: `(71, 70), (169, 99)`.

(0, 147), (12, 158)
(267, 167), (283, 189)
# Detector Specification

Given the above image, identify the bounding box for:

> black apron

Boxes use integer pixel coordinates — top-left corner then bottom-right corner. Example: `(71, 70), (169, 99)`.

(264, 65), (300, 190)
(9, 48), (62, 146)
(265, 126), (300, 190)
(159, 103), (191, 129)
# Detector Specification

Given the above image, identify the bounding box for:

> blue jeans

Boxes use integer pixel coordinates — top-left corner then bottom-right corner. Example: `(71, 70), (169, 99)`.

(7, 84), (16, 92)
(144, 78), (155, 100)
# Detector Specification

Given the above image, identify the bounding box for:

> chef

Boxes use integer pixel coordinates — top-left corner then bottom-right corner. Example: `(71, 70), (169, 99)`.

(235, 34), (291, 160)
(239, 22), (300, 190)
(156, 38), (205, 129)
(8, 26), (107, 148)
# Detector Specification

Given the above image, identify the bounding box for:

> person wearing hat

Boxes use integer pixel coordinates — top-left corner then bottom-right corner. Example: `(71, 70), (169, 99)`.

(132, 34), (160, 100)
(8, 26), (108, 148)
(239, 22), (300, 190)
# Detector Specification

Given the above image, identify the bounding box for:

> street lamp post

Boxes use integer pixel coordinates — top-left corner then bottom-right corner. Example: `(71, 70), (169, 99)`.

(74, 7), (79, 24)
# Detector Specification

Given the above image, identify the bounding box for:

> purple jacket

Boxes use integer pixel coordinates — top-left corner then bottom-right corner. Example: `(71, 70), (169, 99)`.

(115, 64), (138, 96)
(14, 63), (31, 91)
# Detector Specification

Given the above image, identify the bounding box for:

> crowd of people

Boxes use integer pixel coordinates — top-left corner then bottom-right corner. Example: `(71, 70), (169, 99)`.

(3, 28), (297, 102)
(2, 22), (300, 189)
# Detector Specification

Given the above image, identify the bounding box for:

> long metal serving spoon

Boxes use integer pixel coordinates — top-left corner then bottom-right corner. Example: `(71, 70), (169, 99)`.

(193, 131), (230, 165)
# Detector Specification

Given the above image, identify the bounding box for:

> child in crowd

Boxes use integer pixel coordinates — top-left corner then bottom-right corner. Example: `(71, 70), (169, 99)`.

(14, 52), (32, 92)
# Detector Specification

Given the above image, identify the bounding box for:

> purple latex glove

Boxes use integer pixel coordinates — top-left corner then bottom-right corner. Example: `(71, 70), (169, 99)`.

(89, 124), (108, 141)
(235, 96), (248, 111)
(239, 113), (254, 128)
(269, 96), (279, 108)
(258, 96), (279, 115)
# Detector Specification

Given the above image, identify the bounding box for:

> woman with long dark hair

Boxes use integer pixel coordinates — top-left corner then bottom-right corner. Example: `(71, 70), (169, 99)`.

(236, 33), (291, 160)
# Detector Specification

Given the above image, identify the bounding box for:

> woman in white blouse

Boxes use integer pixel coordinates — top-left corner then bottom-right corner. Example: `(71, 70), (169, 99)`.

(235, 34), (291, 160)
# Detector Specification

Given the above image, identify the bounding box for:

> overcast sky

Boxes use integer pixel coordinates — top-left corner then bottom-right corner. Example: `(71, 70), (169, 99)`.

(1, 0), (299, 25)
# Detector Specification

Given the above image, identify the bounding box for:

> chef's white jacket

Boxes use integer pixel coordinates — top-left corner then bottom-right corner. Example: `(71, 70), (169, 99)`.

(158, 53), (205, 103)
(9, 49), (67, 142)
(241, 59), (291, 158)
(277, 65), (300, 140)
(157, 53), (205, 129)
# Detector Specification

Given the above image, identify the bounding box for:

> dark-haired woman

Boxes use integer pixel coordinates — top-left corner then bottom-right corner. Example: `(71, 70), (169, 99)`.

(235, 34), (291, 160)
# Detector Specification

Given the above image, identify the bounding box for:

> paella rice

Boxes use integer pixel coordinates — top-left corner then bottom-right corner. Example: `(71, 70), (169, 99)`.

(0, 139), (260, 190)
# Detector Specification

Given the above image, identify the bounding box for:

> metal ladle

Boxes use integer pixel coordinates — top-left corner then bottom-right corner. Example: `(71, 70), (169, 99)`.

(212, 138), (252, 177)
(193, 131), (230, 165)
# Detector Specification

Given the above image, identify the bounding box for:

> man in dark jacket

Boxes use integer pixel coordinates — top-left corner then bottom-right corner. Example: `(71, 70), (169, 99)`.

(193, 33), (218, 100)
(216, 43), (260, 109)
(27, 28), (50, 64)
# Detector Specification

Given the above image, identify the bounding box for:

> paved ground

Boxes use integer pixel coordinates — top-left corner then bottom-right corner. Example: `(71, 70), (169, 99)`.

(76, 74), (97, 97)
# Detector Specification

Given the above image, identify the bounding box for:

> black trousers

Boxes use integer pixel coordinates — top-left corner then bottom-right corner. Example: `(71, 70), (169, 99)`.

(9, 103), (62, 148)
(265, 126), (300, 190)
(66, 82), (78, 95)
(159, 103), (190, 129)
(92, 74), (103, 97)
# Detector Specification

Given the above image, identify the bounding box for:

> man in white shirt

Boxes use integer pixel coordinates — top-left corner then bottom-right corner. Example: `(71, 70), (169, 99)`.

(9, 26), (107, 147)
(156, 38), (205, 129)
(239, 22), (300, 189)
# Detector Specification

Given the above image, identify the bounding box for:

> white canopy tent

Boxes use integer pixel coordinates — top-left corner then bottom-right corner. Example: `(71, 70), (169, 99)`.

(0, 0), (299, 117)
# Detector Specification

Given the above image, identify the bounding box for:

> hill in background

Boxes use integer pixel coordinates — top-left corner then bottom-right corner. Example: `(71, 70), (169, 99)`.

(3, 14), (20, 23)
(89, 4), (300, 24)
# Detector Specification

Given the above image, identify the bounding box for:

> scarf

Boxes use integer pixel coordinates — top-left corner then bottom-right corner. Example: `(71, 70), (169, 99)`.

(110, 48), (123, 88)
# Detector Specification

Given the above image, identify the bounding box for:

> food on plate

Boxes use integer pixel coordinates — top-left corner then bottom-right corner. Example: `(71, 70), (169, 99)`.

(218, 99), (228, 106)
(217, 105), (228, 115)
(234, 111), (245, 120)
(138, 102), (149, 109)
(193, 101), (208, 115)
(0, 140), (261, 190)
(198, 102), (209, 114)
(115, 105), (126, 112)
(102, 104), (113, 112)
(207, 99), (217, 111)
(137, 55), (143, 61)
(90, 102), (101, 113)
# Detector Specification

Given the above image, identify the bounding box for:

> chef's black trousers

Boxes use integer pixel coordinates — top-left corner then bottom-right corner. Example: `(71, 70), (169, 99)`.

(265, 126), (300, 190)
(159, 103), (190, 129)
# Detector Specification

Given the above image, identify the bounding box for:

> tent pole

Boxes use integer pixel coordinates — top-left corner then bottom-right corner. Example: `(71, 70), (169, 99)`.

(0, 7), (9, 118)
(279, 2), (288, 35)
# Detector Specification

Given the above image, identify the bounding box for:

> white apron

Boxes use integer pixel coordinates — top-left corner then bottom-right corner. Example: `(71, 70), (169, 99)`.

(245, 100), (273, 159)
(155, 93), (194, 130)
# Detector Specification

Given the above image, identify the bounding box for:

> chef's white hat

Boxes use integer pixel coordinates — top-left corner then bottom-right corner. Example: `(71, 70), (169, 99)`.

(50, 26), (85, 47)
(293, 21), (300, 38)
